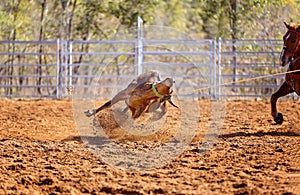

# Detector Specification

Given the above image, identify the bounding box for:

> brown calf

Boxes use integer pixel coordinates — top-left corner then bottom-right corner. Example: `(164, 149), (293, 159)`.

(125, 77), (178, 118)
(84, 71), (178, 118)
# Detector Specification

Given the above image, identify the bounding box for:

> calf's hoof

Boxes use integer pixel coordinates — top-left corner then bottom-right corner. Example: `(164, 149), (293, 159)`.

(84, 110), (95, 117)
(274, 113), (283, 125)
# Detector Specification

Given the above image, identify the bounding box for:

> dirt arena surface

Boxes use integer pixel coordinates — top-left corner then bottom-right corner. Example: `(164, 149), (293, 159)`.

(0, 99), (299, 194)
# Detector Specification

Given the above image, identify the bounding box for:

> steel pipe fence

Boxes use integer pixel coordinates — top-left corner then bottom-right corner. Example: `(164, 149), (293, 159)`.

(59, 38), (216, 99)
(0, 38), (291, 99)
(217, 38), (288, 99)
(0, 40), (60, 98)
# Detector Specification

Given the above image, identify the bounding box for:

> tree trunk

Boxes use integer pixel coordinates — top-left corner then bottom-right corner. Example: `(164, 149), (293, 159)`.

(230, 0), (237, 92)
(37, 0), (47, 95)
(6, 0), (22, 96)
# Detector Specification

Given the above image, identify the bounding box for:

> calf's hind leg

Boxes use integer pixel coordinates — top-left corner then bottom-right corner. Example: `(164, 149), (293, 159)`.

(270, 81), (294, 124)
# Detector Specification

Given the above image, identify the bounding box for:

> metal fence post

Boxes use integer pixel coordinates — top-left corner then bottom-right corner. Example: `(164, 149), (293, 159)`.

(60, 39), (67, 98)
(232, 39), (237, 92)
(218, 37), (222, 99)
(69, 41), (73, 89)
(56, 38), (60, 98)
(135, 16), (144, 75)
(212, 39), (217, 99)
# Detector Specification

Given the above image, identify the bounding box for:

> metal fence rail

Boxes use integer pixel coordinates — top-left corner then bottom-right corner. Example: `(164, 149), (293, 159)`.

(0, 16), (293, 100)
(0, 40), (59, 98)
(0, 37), (291, 99)
(61, 38), (216, 99)
(217, 38), (286, 98)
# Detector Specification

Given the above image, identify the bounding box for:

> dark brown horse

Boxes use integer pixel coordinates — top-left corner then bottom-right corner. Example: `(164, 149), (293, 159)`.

(271, 22), (300, 124)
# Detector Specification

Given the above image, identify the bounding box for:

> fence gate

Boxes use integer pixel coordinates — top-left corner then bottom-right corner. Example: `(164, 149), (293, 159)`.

(61, 18), (217, 100)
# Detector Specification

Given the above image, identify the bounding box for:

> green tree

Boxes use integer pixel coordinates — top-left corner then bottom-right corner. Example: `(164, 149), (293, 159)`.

(198, 0), (300, 39)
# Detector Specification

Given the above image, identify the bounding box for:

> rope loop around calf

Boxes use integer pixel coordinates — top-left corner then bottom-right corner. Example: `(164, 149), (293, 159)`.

(151, 82), (165, 99)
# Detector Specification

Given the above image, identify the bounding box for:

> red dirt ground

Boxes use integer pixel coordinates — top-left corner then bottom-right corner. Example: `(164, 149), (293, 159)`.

(0, 99), (299, 194)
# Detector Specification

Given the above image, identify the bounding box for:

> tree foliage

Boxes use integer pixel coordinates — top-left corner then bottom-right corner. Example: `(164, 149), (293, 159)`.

(198, 0), (300, 39)
(0, 0), (299, 40)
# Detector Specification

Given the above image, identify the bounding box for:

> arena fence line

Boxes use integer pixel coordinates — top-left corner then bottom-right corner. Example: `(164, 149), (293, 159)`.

(0, 38), (295, 100)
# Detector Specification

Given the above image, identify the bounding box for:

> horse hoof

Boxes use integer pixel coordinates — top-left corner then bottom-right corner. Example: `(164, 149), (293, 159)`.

(274, 113), (283, 125)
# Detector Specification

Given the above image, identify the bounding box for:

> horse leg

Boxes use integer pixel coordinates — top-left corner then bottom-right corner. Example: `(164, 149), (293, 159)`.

(270, 81), (294, 124)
